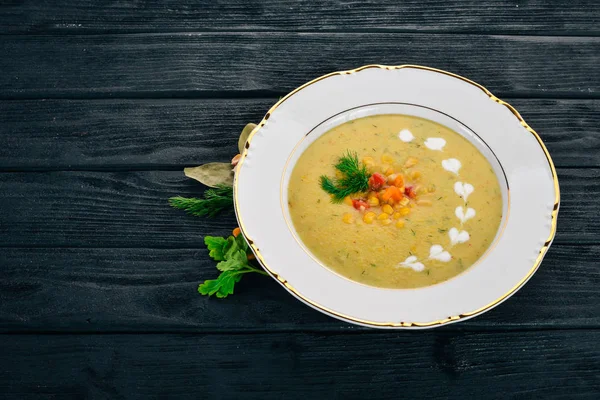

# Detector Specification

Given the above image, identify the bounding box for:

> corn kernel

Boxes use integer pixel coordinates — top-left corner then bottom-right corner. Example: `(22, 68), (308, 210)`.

(395, 220), (405, 228)
(344, 196), (353, 206)
(363, 211), (376, 224)
(410, 245), (417, 253)
(410, 170), (422, 181)
(377, 212), (390, 220)
(399, 197), (410, 206)
(368, 196), (380, 207)
(404, 157), (418, 168)
(392, 212), (402, 220)
(385, 167), (394, 176)
(416, 185), (428, 195)
(417, 199), (432, 206)
(382, 204), (394, 214)
(427, 184), (437, 193)
(362, 156), (375, 166)
(380, 218), (392, 226)
(342, 213), (354, 224)
(399, 207), (411, 216)
(381, 154), (394, 164)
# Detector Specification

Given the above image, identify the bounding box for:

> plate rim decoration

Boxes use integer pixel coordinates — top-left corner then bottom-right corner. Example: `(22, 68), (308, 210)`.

(234, 64), (560, 329)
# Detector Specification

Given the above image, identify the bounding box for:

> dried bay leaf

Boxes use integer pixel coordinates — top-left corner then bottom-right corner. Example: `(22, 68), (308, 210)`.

(184, 163), (233, 188)
(238, 123), (257, 153)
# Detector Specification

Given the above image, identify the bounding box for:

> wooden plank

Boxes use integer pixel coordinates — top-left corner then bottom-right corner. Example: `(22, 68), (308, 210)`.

(0, 332), (598, 398)
(0, 244), (598, 332)
(0, 1), (598, 35)
(0, 33), (598, 98)
(0, 169), (592, 248)
(0, 99), (270, 170)
(0, 98), (598, 170)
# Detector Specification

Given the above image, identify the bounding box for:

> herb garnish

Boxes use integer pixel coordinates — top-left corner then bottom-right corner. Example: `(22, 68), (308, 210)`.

(199, 234), (268, 298)
(319, 151), (370, 202)
(169, 184), (233, 217)
(168, 122), (273, 299)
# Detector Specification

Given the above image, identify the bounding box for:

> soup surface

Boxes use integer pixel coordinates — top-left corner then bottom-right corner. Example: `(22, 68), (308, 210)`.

(287, 114), (503, 288)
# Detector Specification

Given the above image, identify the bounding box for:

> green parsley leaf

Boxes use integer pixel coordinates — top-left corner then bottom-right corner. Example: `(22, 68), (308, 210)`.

(216, 250), (248, 271)
(198, 270), (244, 298)
(235, 234), (249, 252)
(204, 236), (229, 261)
(199, 234), (268, 298)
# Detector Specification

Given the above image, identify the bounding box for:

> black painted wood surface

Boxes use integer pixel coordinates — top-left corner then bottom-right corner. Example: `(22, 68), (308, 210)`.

(1, 0), (599, 35)
(1, 332), (599, 399)
(0, 1), (598, 398)
(1, 33), (598, 99)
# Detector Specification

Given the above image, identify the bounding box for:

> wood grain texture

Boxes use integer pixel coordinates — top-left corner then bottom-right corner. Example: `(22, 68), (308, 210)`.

(0, 244), (598, 332)
(0, 98), (270, 170)
(0, 98), (598, 170)
(1, 331), (598, 399)
(1, 33), (598, 98)
(0, 0), (599, 35)
(0, 169), (593, 248)
(0, 1), (598, 397)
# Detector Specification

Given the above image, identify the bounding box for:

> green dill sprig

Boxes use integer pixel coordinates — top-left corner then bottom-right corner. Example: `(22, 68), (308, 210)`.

(169, 184), (233, 217)
(319, 151), (370, 202)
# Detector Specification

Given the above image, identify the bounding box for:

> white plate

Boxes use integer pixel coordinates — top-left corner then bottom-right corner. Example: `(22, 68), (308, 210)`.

(234, 65), (559, 329)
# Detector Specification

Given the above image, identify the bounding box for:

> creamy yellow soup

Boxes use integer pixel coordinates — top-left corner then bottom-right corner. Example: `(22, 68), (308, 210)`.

(288, 114), (503, 289)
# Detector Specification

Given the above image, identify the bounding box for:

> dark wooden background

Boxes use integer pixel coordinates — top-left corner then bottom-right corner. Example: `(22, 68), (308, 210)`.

(0, 1), (599, 398)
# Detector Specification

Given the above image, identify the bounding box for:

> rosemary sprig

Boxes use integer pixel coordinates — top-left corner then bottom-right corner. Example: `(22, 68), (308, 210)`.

(169, 184), (234, 217)
(320, 151), (370, 202)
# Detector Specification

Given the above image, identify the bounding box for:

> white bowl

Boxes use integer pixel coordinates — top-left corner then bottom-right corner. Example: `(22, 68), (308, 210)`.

(234, 65), (559, 329)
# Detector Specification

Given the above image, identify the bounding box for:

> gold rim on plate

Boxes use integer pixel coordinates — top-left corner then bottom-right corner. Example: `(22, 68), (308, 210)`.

(233, 64), (560, 328)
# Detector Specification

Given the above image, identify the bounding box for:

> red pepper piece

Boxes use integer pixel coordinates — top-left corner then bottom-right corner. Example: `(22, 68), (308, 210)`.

(352, 199), (370, 211)
(368, 173), (386, 191)
(405, 186), (417, 199)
